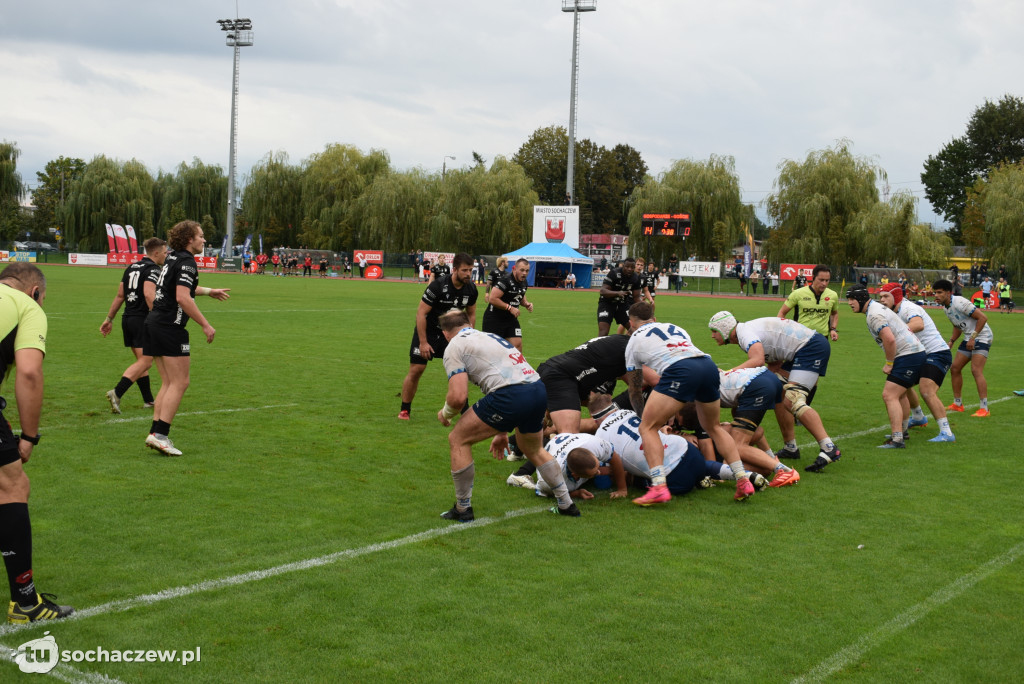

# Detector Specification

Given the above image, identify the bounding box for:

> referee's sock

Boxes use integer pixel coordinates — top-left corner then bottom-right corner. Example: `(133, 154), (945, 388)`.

(137, 376), (154, 403)
(114, 376), (134, 399)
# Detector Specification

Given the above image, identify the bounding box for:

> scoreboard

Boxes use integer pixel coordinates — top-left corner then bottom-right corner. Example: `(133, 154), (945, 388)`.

(641, 213), (691, 238)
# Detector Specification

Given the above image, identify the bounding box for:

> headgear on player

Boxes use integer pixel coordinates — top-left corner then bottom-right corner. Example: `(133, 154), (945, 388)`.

(879, 282), (903, 306)
(847, 287), (872, 312)
(708, 311), (738, 340)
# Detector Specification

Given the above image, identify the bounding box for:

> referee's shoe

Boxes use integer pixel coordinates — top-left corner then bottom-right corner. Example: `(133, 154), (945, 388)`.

(7, 593), (74, 624)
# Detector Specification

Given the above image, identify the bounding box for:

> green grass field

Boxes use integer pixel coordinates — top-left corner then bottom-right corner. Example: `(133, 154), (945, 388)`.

(1, 266), (1022, 683)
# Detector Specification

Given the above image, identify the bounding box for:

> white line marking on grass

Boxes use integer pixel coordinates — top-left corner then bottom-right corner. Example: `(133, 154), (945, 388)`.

(796, 394), (1016, 449)
(792, 539), (1024, 684)
(101, 403), (300, 425)
(42, 404), (299, 431)
(0, 647), (127, 683)
(0, 506), (548, 639)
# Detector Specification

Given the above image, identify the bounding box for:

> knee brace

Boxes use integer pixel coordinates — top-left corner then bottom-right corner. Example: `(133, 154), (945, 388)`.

(784, 382), (812, 419)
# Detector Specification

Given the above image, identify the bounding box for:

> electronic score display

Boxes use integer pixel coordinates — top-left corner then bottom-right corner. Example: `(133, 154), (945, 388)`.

(641, 213), (691, 238)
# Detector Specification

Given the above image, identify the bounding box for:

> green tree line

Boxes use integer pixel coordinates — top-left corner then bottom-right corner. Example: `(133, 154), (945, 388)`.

(7, 99), (1024, 278)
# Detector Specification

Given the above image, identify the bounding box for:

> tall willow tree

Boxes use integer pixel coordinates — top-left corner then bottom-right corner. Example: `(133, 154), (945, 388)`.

(846, 191), (952, 268)
(151, 159), (227, 240)
(1, 141), (23, 206)
(625, 155), (747, 264)
(428, 156), (538, 254)
(764, 140), (883, 266)
(62, 155), (154, 250)
(0, 141), (24, 240)
(299, 143), (390, 250)
(242, 151), (303, 247)
(981, 162), (1024, 281)
(353, 168), (439, 253)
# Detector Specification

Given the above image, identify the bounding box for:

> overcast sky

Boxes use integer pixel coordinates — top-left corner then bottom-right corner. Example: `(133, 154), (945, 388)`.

(4, 0), (1023, 228)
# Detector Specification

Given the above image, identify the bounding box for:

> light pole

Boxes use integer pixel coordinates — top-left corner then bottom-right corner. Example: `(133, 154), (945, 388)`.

(216, 17), (253, 256)
(442, 155), (456, 178)
(562, 0), (595, 205)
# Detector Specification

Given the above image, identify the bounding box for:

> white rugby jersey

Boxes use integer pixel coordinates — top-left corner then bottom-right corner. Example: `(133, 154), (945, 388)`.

(895, 300), (947, 354)
(734, 317), (816, 363)
(942, 295), (994, 344)
(625, 322), (709, 375)
(537, 432), (614, 494)
(442, 327), (539, 394)
(864, 301), (925, 357)
(595, 408), (689, 478)
(718, 366), (769, 409)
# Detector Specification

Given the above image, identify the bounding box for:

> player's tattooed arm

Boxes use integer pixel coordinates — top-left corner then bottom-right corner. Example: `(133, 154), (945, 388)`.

(627, 369), (645, 416)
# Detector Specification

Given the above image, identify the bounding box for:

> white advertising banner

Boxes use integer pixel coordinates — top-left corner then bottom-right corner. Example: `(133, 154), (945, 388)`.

(678, 261), (721, 278)
(532, 206), (580, 248)
(68, 253), (109, 266)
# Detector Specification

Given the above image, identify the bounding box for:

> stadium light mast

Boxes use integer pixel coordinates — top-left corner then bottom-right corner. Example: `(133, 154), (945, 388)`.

(562, 0), (595, 205)
(216, 17), (253, 255)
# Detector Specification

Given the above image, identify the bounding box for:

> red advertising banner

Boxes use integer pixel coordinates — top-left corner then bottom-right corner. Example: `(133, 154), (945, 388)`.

(354, 249), (383, 264)
(107, 253), (143, 265)
(105, 224), (116, 252)
(111, 224), (130, 253)
(106, 254), (219, 269)
(779, 263), (816, 281)
(125, 225), (139, 253)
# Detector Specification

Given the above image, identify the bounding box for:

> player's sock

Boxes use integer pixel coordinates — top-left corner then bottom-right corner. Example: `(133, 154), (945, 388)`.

(537, 460), (573, 509)
(137, 376), (154, 403)
(513, 462), (537, 477)
(980, 398), (988, 410)
(817, 438), (835, 451)
(704, 461), (732, 479)
(774, 463), (793, 473)
(764, 447), (776, 459)
(114, 376), (133, 399)
(727, 461), (748, 481)
(953, 397), (963, 407)
(649, 465), (666, 487)
(912, 406), (926, 421)
(892, 431), (904, 444)
(451, 463), (474, 511)
(153, 420), (171, 437)
(785, 440), (798, 451)
(0, 503), (36, 605)
(938, 417), (952, 433)
(902, 419), (910, 433)
(400, 402), (411, 413)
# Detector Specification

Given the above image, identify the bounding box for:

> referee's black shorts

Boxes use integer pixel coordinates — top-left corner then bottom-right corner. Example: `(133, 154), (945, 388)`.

(0, 408), (20, 467)
(144, 321), (190, 357)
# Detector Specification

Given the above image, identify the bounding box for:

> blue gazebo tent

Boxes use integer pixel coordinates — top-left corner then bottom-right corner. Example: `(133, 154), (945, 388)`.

(502, 242), (594, 288)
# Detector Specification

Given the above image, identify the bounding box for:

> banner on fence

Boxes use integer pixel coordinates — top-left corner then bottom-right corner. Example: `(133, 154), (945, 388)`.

(678, 261), (721, 278)
(780, 263), (816, 281)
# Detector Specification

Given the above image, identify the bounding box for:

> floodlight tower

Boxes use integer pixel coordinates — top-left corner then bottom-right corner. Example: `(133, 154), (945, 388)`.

(562, 0), (595, 205)
(217, 17), (253, 253)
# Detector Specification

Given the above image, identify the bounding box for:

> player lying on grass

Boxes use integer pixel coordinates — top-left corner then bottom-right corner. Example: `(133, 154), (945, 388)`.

(506, 432), (627, 501)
